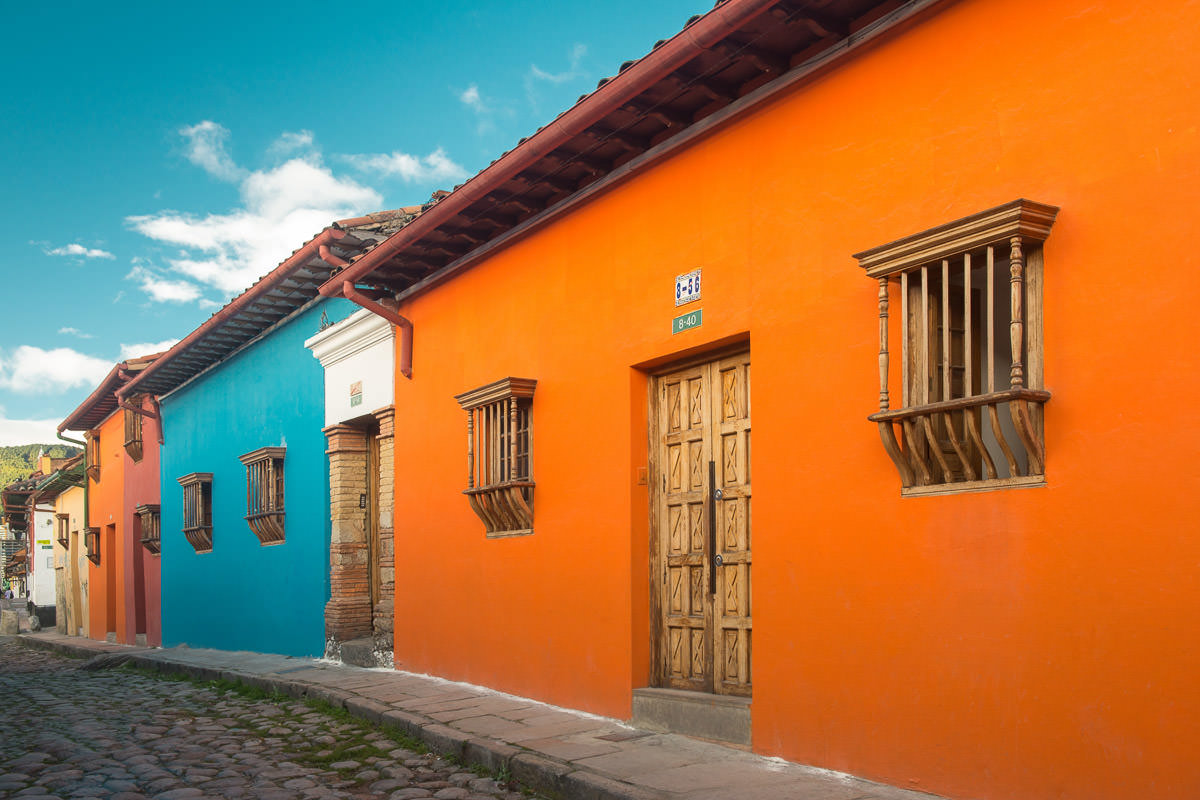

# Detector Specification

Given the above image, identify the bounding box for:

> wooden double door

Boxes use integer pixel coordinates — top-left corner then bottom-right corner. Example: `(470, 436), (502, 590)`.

(651, 352), (752, 696)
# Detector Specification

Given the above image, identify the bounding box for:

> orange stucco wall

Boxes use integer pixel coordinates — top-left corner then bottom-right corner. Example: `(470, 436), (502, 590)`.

(87, 412), (125, 641)
(388, 1), (1200, 798)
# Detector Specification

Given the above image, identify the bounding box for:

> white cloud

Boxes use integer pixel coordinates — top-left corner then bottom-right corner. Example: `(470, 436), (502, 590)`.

(126, 265), (204, 302)
(530, 43), (588, 85)
(0, 410), (65, 447)
(58, 327), (94, 339)
(342, 147), (468, 184)
(180, 120), (247, 182)
(119, 339), (179, 360)
(128, 127), (385, 298)
(0, 346), (111, 394)
(526, 43), (588, 114)
(459, 84), (501, 136)
(460, 84), (486, 112)
(46, 243), (115, 259)
(269, 130), (316, 159)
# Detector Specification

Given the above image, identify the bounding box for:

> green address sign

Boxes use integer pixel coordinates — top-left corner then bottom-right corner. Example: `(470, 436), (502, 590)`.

(672, 308), (703, 334)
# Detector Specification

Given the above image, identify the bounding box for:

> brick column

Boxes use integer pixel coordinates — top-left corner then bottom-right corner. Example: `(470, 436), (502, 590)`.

(324, 424), (372, 655)
(372, 406), (396, 654)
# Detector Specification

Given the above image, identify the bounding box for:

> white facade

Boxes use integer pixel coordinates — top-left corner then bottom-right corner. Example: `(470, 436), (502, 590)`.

(30, 505), (56, 606)
(305, 308), (395, 427)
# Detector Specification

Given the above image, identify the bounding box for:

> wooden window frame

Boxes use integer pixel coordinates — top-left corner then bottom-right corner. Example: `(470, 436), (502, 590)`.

(136, 503), (161, 555)
(854, 199), (1058, 495)
(85, 430), (100, 482)
(55, 513), (70, 548)
(84, 527), (100, 564)
(238, 447), (286, 545)
(124, 396), (144, 462)
(177, 472), (213, 553)
(454, 377), (536, 538)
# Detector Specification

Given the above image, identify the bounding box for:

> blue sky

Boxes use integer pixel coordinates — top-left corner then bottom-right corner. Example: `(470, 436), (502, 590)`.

(0, 0), (712, 446)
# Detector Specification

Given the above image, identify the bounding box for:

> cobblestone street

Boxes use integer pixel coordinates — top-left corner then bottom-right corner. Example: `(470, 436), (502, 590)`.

(0, 639), (529, 800)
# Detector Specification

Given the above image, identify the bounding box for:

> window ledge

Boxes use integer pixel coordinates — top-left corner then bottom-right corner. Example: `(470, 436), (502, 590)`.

(184, 527), (212, 554)
(464, 481), (535, 538)
(246, 511), (285, 546)
(872, 390), (1048, 490)
(902, 475), (1046, 497)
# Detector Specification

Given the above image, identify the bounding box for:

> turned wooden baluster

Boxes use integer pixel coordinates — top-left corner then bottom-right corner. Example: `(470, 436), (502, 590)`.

(1009, 236), (1026, 389)
(1007, 234), (1046, 473)
(509, 396), (518, 483)
(878, 277), (889, 412)
(875, 277), (915, 487)
(467, 408), (475, 489)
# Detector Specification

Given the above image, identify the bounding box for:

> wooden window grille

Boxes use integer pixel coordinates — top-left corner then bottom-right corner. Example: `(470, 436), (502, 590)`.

(124, 397), (144, 462)
(136, 504), (161, 554)
(238, 447), (285, 545)
(177, 472), (213, 553)
(84, 527), (100, 564)
(85, 430), (100, 482)
(854, 199), (1058, 495)
(454, 377), (536, 537)
(55, 513), (70, 548)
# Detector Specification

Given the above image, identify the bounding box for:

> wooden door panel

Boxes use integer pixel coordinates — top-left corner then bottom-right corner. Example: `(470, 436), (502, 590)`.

(653, 352), (751, 696)
(658, 365), (712, 691)
(712, 353), (752, 696)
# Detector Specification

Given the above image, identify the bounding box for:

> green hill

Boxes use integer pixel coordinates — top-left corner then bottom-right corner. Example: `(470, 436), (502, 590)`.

(0, 443), (83, 490)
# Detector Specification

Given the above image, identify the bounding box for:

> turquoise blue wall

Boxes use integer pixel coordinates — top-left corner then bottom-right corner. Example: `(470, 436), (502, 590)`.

(159, 297), (354, 656)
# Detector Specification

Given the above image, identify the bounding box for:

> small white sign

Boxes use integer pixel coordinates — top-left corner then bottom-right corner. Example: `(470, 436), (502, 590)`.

(675, 269), (702, 306)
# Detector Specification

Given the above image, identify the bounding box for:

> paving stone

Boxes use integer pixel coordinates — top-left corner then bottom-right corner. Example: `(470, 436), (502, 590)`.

(369, 778), (407, 792)
(0, 640), (518, 800)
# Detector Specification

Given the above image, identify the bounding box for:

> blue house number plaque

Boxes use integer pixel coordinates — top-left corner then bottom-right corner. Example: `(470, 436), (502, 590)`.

(675, 268), (701, 306)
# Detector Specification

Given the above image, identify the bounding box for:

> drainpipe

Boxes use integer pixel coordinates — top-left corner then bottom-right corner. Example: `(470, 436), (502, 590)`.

(340, 281), (414, 380)
(318, 243), (414, 380)
(119, 226), (351, 401)
(115, 394), (163, 446)
(149, 397), (164, 445)
(57, 432), (85, 448)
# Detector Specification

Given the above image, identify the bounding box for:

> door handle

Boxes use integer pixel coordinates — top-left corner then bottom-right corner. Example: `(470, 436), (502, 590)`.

(707, 460), (717, 595)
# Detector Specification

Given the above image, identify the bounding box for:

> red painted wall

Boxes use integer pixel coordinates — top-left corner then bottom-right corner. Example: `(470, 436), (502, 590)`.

(385, 1), (1200, 799)
(123, 398), (161, 647)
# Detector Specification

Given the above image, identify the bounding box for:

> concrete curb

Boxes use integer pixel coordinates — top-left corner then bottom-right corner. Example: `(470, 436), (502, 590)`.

(16, 635), (664, 800)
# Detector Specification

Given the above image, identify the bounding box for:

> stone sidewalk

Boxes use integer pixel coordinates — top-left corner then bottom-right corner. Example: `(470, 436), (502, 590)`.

(16, 633), (947, 800)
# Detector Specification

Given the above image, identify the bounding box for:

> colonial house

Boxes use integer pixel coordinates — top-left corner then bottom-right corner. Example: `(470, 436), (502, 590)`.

(116, 209), (419, 658)
(35, 455), (87, 635)
(59, 353), (163, 645)
(310, 1), (1200, 799)
(304, 308), (399, 666)
(2, 454), (74, 609)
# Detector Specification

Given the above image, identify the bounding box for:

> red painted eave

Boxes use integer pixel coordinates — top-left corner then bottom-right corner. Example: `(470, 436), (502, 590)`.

(320, 0), (919, 298)
(57, 354), (155, 434)
(117, 207), (423, 401)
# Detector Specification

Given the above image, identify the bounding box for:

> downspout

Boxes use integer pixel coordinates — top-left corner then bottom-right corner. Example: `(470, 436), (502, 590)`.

(342, 282), (414, 380)
(115, 394), (163, 445)
(318, 243), (413, 379)
(149, 397), (164, 445)
(118, 226), (350, 401)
